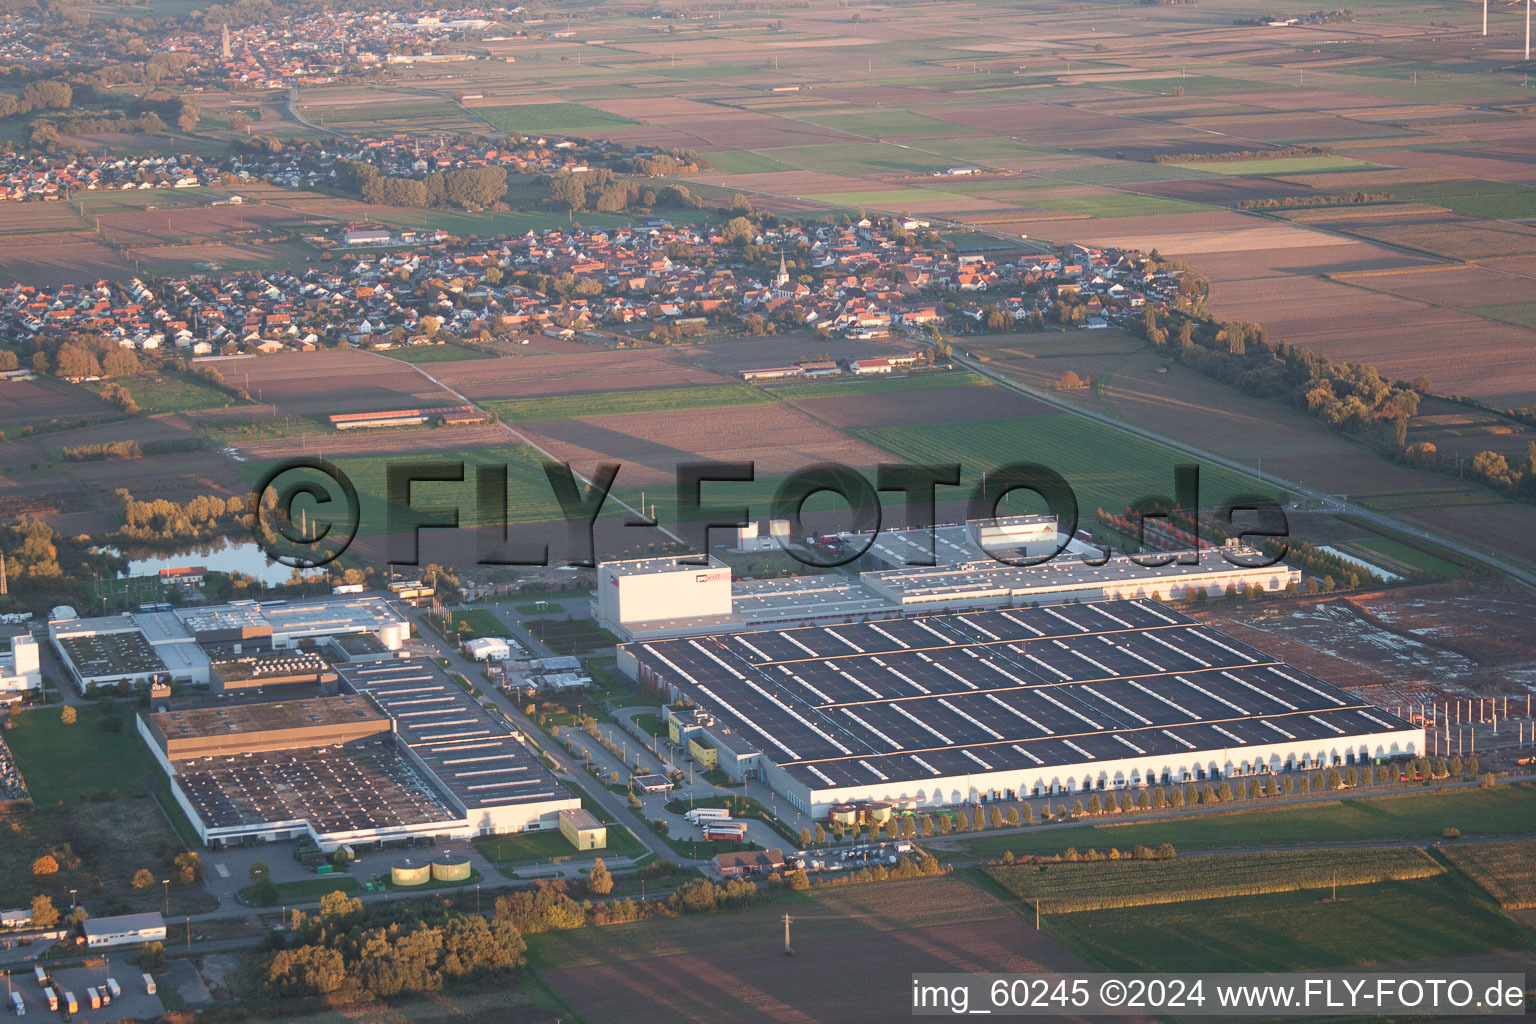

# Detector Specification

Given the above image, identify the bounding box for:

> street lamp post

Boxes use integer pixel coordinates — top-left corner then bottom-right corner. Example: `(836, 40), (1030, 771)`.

(162, 879), (170, 916)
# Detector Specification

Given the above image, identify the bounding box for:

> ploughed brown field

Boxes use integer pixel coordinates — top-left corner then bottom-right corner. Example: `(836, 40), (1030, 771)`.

(203, 349), (461, 416)
(535, 877), (1147, 1024)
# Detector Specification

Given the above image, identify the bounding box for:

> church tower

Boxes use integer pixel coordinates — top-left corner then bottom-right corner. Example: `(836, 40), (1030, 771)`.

(774, 249), (789, 289)
(221, 23), (232, 61)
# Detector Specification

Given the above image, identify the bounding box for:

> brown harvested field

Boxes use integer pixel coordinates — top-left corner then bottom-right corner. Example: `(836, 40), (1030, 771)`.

(535, 877), (1131, 1024)
(1202, 270), (1536, 407)
(1327, 264), (1536, 309)
(0, 237), (133, 286)
(1399, 499), (1536, 570)
(681, 332), (919, 377)
(430, 349), (726, 400)
(521, 403), (894, 485)
(783, 381), (1049, 428)
(202, 350), (462, 415)
(0, 377), (118, 429)
(1311, 208), (1536, 260)
(69, 448), (249, 505)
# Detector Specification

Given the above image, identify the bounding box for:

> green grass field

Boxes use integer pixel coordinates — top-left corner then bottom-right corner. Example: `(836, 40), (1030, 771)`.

(1350, 537), (1466, 578)
(378, 345), (495, 364)
(1171, 155), (1388, 176)
(302, 101), (465, 125)
(703, 150), (795, 175)
(476, 102), (639, 135)
(945, 784), (1536, 859)
(982, 847), (1442, 913)
(239, 442), (565, 535)
(83, 372), (240, 415)
(446, 608), (511, 637)
(1046, 872), (1532, 972)
(6, 704), (162, 805)
(856, 413), (1273, 522)
(484, 383), (773, 422)
(242, 875), (362, 905)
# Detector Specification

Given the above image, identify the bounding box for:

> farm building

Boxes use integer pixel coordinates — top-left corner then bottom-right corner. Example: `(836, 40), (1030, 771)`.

(714, 849), (786, 879)
(621, 599), (1422, 818)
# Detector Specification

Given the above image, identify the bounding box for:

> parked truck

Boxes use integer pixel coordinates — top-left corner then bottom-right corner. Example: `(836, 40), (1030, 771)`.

(106, 978), (121, 1001)
(9, 991), (24, 1016)
(62, 992), (76, 1015)
(31, 967), (46, 989)
(41, 990), (56, 1013)
(685, 808), (731, 825)
(86, 988), (101, 1010)
(143, 973), (156, 996)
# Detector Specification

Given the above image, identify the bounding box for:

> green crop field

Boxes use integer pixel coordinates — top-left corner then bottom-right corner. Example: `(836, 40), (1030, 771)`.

(447, 608), (510, 637)
(805, 187), (972, 207)
(83, 372), (240, 415)
(484, 383), (773, 422)
(1047, 872), (1532, 972)
(944, 784), (1536, 859)
(1466, 301), (1536, 331)
(982, 847), (1442, 913)
(1441, 839), (1536, 909)
(856, 414), (1272, 521)
(703, 149), (795, 175)
(6, 704), (162, 805)
(1019, 192), (1215, 218)
(768, 372), (991, 400)
(1171, 155), (1387, 176)
(303, 101), (465, 124)
(476, 102), (639, 135)
(757, 143), (957, 177)
(805, 110), (972, 137)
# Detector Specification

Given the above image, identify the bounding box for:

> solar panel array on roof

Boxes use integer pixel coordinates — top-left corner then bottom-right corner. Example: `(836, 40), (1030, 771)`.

(630, 599), (1414, 793)
(334, 657), (568, 811)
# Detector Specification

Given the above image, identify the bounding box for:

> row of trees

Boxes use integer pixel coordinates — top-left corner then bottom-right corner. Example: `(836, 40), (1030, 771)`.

(545, 168), (699, 213)
(115, 489), (250, 542)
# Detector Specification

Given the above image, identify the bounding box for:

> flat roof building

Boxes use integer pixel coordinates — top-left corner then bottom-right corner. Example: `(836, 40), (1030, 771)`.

(83, 912), (166, 949)
(623, 599), (1421, 817)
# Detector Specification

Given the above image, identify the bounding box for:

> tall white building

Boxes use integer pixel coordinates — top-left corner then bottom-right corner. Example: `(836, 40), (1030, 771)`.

(0, 635), (40, 695)
(595, 555), (732, 634)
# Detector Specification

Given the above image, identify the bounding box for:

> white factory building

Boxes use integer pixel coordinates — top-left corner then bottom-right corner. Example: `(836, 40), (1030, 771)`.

(594, 530), (1302, 642)
(0, 635), (40, 696)
(47, 595), (410, 694)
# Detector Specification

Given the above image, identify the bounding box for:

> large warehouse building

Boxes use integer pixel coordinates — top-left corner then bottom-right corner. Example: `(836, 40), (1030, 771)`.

(141, 660), (579, 850)
(621, 599), (1422, 817)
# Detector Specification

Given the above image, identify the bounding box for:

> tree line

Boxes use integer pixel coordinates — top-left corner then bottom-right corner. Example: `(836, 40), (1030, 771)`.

(1152, 145), (1333, 165)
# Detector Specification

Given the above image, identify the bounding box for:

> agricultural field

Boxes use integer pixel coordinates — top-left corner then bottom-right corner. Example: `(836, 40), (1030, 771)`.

(1046, 873), (1532, 973)
(856, 414), (1273, 520)
(942, 784), (1536, 860)
(476, 102), (640, 135)
(1441, 840), (1536, 909)
(982, 847), (1443, 913)
(533, 876), (1093, 1024)
(82, 372), (243, 415)
(485, 383), (773, 422)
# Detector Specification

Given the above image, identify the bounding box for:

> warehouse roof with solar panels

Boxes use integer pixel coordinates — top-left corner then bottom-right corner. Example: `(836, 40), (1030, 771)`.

(626, 599), (1423, 813)
(333, 657), (577, 818)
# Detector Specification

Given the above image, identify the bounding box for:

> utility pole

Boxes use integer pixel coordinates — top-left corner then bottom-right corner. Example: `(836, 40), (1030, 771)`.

(783, 912), (794, 953)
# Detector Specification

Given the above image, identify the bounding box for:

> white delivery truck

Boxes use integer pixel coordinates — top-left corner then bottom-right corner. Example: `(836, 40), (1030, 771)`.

(9, 991), (24, 1016)
(143, 973), (157, 996)
(106, 978), (122, 1001)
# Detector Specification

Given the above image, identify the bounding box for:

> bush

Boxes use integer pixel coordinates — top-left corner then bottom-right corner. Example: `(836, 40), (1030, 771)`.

(1442, 827), (1461, 839)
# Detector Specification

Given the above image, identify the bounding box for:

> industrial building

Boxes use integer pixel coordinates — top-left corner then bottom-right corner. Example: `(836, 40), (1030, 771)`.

(595, 555), (732, 635)
(334, 657), (580, 837)
(622, 599), (1422, 817)
(596, 538), (1301, 642)
(48, 595), (408, 694)
(82, 913), (166, 949)
(141, 659), (579, 850)
(0, 635), (40, 696)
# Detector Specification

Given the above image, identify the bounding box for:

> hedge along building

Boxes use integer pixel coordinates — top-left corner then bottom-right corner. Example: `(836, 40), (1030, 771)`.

(620, 599), (1422, 817)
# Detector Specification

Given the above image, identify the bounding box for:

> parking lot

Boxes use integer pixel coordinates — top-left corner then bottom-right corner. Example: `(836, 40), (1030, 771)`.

(13, 961), (163, 1022)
